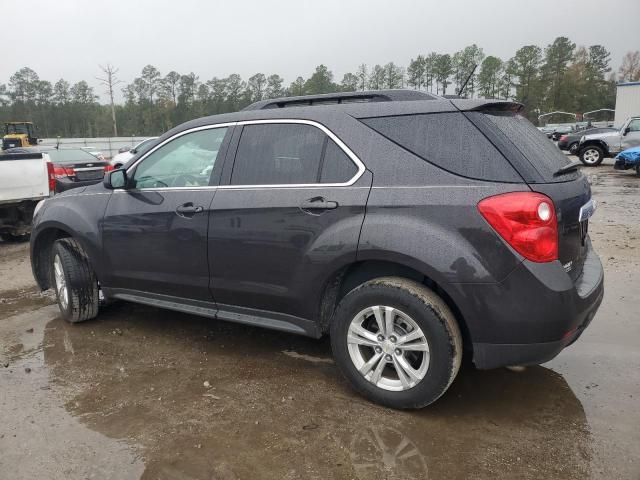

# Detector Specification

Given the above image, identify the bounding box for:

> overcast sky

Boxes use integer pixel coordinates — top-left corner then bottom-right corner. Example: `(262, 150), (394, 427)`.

(3, 0), (639, 101)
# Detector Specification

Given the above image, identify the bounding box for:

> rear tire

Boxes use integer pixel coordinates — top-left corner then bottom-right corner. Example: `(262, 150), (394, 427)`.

(568, 142), (579, 155)
(330, 277), (462, 409)
(579, 146), (604, 166)
(51, 238), (99, 323)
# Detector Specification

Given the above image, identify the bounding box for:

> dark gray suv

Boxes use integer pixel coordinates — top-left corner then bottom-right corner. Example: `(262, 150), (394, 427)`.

(30, 90), (604, 409)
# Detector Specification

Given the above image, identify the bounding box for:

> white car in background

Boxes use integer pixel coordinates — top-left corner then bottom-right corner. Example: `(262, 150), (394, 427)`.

(110, 137), (158, 169)
(80, 147), (106, 161)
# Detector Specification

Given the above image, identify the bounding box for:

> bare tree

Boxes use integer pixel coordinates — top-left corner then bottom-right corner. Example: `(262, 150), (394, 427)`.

(97, 64), (122, 136)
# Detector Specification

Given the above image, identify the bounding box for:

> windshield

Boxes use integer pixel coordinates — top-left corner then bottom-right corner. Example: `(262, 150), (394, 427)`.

(5, 123), (31, 135)
(47, 149), (100, 163)
(134, 138), (157, 154)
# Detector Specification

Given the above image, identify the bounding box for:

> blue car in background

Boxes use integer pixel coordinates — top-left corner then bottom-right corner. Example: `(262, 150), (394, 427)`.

(614, 146), (640, 177)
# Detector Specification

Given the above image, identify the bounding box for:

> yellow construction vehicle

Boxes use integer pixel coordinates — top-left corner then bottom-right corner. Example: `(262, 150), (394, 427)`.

(2, 122), (39, 150)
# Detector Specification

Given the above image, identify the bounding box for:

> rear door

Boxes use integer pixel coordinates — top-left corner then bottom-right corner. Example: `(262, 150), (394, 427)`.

(102, 125), (232, 300)
(207, 120), (370, 320)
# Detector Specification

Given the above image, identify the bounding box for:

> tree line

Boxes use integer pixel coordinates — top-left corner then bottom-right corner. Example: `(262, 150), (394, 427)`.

(1, 37), (639, 138)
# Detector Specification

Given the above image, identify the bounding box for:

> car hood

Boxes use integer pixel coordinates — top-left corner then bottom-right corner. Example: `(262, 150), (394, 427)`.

(583, 130), (620, 140)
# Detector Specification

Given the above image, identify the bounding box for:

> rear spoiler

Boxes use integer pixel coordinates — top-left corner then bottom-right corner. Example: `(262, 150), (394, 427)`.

(0, 152), (44, 161)
(450, 99), (524, 114)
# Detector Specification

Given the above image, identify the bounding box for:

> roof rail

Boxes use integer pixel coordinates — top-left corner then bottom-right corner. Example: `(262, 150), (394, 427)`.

(242, 89), (441, 111)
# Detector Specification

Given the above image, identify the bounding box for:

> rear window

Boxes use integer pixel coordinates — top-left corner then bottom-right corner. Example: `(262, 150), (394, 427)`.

(47, 149), (98, 163)
(480, 112), (574, 180)
(361, 112), (521, 182)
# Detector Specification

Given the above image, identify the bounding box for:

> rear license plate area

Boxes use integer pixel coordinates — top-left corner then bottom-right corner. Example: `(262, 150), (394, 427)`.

(76, 170), (104, 181)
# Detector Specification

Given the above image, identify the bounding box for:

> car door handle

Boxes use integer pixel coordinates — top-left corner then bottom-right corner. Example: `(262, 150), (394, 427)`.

(175, 203), (204, 217)
(300, 197), (339, 213)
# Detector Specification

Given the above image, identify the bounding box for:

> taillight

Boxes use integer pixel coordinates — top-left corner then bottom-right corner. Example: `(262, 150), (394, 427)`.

(47, 162), (56, 193)
(53, 165), (75, 178)
(559, 135), (568, 141)
(478, 192), (558, 263)
(104, 164), (114, 172)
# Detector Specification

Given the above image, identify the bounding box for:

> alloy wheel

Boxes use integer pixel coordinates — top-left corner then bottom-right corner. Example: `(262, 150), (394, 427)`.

(582, 148), (600, 165)
(347, 306), (430, 392)
(53, 254), (68, 310)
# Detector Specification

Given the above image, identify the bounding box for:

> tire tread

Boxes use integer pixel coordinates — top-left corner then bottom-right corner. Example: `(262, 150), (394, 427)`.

(53, 238), (99, 323)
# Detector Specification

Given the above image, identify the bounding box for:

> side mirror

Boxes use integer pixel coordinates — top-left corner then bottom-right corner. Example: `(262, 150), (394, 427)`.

(104, 169), (127, 189)
(38, 139), (43, 143)
(623, 127), (631, 135)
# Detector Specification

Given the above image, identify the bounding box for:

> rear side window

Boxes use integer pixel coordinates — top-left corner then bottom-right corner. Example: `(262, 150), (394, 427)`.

(479, 112), (573, 181)
(231, 123), (359, 185)
(320, 140), (358, 183)
(361, 113), (521, 182)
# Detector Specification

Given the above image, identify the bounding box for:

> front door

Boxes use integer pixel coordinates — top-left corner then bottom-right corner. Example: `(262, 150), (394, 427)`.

(208, 121), (371, 320)
(622, 118), (640, 151)
(102, 125), (232, 301)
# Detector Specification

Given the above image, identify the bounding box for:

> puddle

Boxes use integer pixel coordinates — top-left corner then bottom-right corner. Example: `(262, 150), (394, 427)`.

(31, 303), (593, 479)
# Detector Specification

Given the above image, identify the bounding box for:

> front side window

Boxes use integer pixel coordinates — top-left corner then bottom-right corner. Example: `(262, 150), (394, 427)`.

(132, 127), (227, 189)
(627, 119), (640, 132)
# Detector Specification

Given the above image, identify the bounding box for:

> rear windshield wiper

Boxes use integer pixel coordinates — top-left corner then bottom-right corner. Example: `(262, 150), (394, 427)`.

(554, 160), (582, 177)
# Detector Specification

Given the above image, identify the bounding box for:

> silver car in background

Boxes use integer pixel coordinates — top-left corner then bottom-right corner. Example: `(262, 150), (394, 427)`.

(578, 117), (640, 166)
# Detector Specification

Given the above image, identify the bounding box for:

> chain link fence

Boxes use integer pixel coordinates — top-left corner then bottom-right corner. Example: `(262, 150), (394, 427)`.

(39, 137), (151, 160)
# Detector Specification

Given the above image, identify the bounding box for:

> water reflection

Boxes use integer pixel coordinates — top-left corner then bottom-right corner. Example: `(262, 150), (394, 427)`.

(41, 304), (591, 479)
(350, 426), (429, 479)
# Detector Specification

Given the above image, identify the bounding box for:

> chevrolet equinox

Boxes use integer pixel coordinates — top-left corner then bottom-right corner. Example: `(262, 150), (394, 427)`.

(30, 90), (604, 408)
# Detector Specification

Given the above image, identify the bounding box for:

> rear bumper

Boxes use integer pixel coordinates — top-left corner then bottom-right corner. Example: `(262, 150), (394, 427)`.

(472, 311), (598, 369)
(454, 239), (604, 369)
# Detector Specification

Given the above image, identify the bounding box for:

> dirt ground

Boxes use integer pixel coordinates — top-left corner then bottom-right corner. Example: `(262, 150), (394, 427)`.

(1, 160), (639, 480)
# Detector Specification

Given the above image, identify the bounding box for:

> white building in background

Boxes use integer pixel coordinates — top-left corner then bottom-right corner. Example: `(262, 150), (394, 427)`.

(615, 81), (640, 126)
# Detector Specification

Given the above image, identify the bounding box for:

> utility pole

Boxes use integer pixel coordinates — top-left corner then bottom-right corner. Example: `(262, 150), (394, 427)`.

(97, 64), (122, 137)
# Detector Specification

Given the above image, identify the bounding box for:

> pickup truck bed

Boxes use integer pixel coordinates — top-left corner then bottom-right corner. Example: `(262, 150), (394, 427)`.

(0, 152), (50, 240)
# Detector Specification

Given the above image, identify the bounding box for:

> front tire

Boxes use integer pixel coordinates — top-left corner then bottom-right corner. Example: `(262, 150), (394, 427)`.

(51, 238), (99, 323)
(579, 146), (604, 166)
(330, 277), (462, 409)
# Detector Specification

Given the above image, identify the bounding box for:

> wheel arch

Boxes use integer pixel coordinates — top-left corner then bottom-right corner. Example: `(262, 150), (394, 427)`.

(31, 224), (75, 290)
(580, 140), (610, 156)
(317, 258), (472, 353)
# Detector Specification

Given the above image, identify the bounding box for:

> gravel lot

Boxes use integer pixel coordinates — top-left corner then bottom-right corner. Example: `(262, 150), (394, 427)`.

(1, 159), (639, 480)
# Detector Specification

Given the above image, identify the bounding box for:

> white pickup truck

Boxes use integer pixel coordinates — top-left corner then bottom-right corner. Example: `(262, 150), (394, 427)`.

(0, 152), (51, 241)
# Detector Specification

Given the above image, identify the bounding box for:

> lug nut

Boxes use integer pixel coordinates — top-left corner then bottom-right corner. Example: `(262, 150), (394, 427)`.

(385, 354), (392, 361)
(389, 336), (397, 343)
(377, 335), (384, 341)
(395, 349), (401, 355)
(375, 347), (382, 353)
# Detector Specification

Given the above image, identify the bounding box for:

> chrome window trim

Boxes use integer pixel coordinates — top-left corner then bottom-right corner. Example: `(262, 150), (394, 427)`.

(121, 119), (365, 192)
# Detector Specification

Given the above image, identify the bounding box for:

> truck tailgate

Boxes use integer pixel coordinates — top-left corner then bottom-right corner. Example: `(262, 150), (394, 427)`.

(0, 153), (49, 203)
